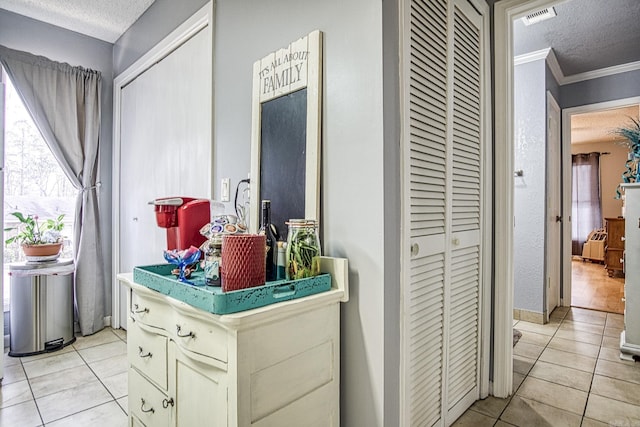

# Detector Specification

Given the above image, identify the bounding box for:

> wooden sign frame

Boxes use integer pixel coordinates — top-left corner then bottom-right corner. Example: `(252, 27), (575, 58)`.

(249, 30), (323, 235)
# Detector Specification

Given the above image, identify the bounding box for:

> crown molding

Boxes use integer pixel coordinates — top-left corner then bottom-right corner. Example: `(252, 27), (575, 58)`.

(514, 48), (564, 84)
(563, 60), (640, 85)
(514, 48), (640, 86)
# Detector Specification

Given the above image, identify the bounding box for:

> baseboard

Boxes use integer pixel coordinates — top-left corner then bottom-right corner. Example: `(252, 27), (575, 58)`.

(513, 308), (546, 324)
(103, 316), (112, 328)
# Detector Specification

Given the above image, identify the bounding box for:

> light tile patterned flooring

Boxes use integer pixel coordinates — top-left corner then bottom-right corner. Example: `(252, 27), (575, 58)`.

(1, 309), (639, 426)
(455, 307), (640, 427)
(0, 328), (128, 426)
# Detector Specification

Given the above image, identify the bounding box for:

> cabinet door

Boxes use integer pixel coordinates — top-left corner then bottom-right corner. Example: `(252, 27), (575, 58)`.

(401, 0), (487, 425)
(606, 219), (625, 250)
(168, 341), (227, 427)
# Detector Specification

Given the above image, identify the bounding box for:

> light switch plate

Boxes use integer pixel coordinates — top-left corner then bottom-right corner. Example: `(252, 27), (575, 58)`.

(221, 178), (230, 202)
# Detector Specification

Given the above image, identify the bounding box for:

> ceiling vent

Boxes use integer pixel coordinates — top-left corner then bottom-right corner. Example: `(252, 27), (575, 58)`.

(521, 7), (557, 26)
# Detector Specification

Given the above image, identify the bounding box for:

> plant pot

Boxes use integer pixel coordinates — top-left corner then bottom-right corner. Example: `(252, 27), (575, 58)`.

(21, 243), (63, 259)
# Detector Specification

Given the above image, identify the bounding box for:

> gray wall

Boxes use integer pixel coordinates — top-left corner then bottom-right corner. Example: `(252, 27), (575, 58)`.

(0, 9), (115, 319)
(213, 2), (386, 426)
(113, 0), (209, 75)
(560, 68), (640, 109)
(513, 59), (547, 314)
(116, 0), (390, 425)
(546, 62), (560, 105)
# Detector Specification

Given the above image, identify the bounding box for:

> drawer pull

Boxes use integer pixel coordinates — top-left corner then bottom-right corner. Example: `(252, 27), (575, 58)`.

(138, 346), (152, 358)
(162, 397), (175, 408)
(176, 325), (195, 339)
(132, 304), (149, 314)
(140, 398), (155, 414)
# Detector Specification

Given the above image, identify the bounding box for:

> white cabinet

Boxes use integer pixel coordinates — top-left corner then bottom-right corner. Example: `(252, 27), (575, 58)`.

(621, 184), (640, 359)
(119, 258), (347, 427)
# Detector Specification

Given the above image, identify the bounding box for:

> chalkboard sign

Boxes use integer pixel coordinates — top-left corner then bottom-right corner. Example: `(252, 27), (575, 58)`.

(259, 88), (307, 239)
(250, 31), (323, 235)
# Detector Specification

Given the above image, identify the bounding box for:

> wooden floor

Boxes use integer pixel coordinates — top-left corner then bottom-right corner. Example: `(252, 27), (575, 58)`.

(571, 259), (625, 314)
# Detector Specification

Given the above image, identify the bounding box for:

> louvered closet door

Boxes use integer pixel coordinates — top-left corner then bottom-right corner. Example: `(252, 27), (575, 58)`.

(445, 0), (483, 422)
(404, 0), (448, 425)
(402, 0), (485, 425)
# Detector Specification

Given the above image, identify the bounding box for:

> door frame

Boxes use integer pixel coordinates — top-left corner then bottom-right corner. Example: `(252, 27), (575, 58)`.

(562, 96), (640, 278)
(0, 71), (5, 370)
(493, 0), (561, 398)
(111, 3), (213, 329)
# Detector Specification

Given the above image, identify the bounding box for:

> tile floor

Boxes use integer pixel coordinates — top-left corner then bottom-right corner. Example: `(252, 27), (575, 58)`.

(455, 307), (640, 427)
(0, 328), (128, 426)
(2, 308), (639, 426)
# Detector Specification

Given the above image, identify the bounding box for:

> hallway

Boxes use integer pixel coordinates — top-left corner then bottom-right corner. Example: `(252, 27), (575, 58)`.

(572, 259), (625, 314)
(455, 307), (640, 426)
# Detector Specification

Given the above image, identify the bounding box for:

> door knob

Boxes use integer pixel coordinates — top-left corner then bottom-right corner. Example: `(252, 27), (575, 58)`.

(410, 243), (419, 256)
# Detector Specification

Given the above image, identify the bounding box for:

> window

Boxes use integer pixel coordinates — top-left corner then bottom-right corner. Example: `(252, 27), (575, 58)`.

(3, 70), (75, 310)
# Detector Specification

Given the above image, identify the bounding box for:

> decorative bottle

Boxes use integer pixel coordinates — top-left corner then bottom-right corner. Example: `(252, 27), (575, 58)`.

(258, 200), (277, 282)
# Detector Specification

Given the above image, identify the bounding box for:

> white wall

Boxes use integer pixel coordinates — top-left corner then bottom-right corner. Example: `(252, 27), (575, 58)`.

(513, 59), (547, 314)
(213, 2), (386, 425)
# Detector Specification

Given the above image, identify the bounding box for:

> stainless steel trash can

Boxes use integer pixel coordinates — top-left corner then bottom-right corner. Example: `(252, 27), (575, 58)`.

(9, 259), (76, 357)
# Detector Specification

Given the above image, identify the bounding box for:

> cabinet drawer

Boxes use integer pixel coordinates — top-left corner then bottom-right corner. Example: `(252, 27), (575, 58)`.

(129, 368), (172, 427)
(130, 291), (166, 329)
(128, 322), (168, 390)
(171, 314), (228, 363)
(605, 249), (624, 269)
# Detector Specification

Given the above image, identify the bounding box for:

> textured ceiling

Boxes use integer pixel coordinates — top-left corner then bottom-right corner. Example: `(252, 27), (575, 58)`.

(0, 0), (156, 43)
(571, 105), (640, 145)
(514, 0), (640, 76)
(514, 0), (640, 145)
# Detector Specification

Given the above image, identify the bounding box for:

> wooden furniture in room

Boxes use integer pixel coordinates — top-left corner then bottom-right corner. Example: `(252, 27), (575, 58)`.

(604, 217), (625, 277)
(118, 258), (348, 427)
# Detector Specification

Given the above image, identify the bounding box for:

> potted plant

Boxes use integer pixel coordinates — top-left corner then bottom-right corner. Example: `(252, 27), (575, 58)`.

(4, 212), (65, 259)
(612, 117), (640, 198)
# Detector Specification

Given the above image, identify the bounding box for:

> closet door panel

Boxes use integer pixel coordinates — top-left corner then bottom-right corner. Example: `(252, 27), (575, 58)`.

(446, 0), (483, 418)
(408, 253), (445, 426)
(403, 0), (485, 425)
(119, 27), (211, 276)
(405, 0), (449, 425)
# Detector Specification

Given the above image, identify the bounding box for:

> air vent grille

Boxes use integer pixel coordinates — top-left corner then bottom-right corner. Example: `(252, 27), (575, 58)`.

(521, 7), (557, 26)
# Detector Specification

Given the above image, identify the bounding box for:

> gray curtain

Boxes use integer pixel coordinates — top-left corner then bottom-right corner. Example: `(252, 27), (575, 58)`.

(572, 152), (602, 256)
(0, 46), (104, 335)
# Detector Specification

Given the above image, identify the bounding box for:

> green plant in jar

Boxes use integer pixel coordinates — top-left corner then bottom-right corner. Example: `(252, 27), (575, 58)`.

(285, 220), (321, 280)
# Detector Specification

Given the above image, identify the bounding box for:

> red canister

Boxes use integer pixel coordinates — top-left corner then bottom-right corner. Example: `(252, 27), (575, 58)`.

(221, 234), (266, 292)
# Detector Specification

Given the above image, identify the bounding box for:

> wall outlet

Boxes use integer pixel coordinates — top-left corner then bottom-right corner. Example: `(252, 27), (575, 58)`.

(221, 178), (230, 202)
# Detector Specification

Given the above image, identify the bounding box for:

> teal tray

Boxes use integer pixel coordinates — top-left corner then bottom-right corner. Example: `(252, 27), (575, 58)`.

(132, 264), (331, 315)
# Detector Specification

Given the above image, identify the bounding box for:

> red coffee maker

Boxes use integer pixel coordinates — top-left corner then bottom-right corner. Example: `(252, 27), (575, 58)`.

(151, 197), (210, 250)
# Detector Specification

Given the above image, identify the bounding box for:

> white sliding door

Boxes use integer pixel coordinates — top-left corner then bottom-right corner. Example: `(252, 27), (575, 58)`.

(401, 0), (488, 425)
(114, 5), (213, 328)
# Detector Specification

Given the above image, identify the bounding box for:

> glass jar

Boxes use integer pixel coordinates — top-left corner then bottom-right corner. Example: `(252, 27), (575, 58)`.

(204, 236), (222, 286)
(285, 219), (321, 280)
